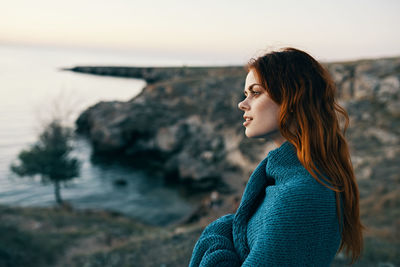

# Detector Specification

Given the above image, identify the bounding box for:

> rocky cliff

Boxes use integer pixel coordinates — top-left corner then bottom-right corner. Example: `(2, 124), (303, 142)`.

(73, 65), (266, 192)
(325, 58), (400, 249)
(72, 59), (400, 193)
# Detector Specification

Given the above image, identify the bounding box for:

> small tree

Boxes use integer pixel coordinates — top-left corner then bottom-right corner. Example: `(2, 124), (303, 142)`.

(10, 120), (81, 205)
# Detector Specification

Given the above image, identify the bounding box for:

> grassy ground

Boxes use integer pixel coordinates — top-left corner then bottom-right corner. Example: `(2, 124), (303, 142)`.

(0, 205), (202, 267)
(1, 201), (399, 267)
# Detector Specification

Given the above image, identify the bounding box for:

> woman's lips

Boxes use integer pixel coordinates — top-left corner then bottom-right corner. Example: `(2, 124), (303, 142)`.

(243, 118), (253, 126)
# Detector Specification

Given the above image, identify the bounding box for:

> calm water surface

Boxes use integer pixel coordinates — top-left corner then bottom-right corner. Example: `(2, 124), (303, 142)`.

(0, 44), (194, 225)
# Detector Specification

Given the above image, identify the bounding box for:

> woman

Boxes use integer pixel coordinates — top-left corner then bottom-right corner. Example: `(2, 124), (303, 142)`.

(189, 47), (364, 266)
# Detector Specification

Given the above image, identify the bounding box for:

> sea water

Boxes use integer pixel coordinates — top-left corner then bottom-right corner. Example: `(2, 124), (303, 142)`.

(0, 44), (194, 226)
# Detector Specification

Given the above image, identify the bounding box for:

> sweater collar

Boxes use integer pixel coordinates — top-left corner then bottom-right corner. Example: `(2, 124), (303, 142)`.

(266, 140), (301, 184)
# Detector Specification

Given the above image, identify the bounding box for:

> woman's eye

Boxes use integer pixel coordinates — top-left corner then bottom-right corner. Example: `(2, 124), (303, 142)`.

(242, 90), (260, 100)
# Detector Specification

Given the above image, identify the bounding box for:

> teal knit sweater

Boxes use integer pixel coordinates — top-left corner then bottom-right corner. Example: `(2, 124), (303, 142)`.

(189, 141), (342, 266)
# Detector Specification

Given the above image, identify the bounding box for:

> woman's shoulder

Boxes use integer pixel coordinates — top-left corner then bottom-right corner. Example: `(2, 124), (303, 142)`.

(272, 172), (336, 202)
(261, 172), (338, 218)
(245, 179), (339, 244)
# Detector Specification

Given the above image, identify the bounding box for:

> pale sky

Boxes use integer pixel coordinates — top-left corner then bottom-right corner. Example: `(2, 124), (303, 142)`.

(1, 0), (399, 63)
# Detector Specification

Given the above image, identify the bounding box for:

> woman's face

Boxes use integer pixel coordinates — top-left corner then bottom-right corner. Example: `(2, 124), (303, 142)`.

(238, 69), (281, 140)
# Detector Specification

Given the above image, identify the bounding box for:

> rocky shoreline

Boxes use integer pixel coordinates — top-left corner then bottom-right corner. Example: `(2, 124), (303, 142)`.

(72, 58), (400, 192)
(65, 66), (244, 84)
(73, 65), (274, 194)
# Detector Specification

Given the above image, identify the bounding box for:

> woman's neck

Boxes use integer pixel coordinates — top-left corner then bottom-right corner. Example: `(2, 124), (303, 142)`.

(273, 135), (287, 147)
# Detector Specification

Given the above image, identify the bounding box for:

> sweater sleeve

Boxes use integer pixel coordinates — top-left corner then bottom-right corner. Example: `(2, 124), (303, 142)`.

(241, 184), (340, 267)
(189, 214), (241, 267)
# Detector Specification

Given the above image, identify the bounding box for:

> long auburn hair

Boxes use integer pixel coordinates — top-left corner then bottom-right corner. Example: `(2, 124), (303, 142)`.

(247, 47), (364, 264)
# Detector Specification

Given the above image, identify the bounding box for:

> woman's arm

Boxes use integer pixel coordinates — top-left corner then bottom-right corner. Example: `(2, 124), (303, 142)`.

(189, 214), (241, 267)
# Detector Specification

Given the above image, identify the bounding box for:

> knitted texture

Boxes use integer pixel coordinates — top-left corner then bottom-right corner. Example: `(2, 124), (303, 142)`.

(189, 141), (342, 267)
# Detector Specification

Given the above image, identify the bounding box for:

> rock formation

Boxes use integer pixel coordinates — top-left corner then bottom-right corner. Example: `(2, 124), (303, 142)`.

(72, 58), (400, 200)
(74, 66), (266, 191)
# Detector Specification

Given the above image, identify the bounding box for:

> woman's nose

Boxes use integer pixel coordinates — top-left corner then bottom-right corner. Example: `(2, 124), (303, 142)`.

(238, 99), (249, 111)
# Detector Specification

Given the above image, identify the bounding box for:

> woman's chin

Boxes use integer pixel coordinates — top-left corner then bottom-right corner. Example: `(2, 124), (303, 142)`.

(245, 129), (281, 140)
(244, 129), (254, 138)
(245, 130), (261, 139)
